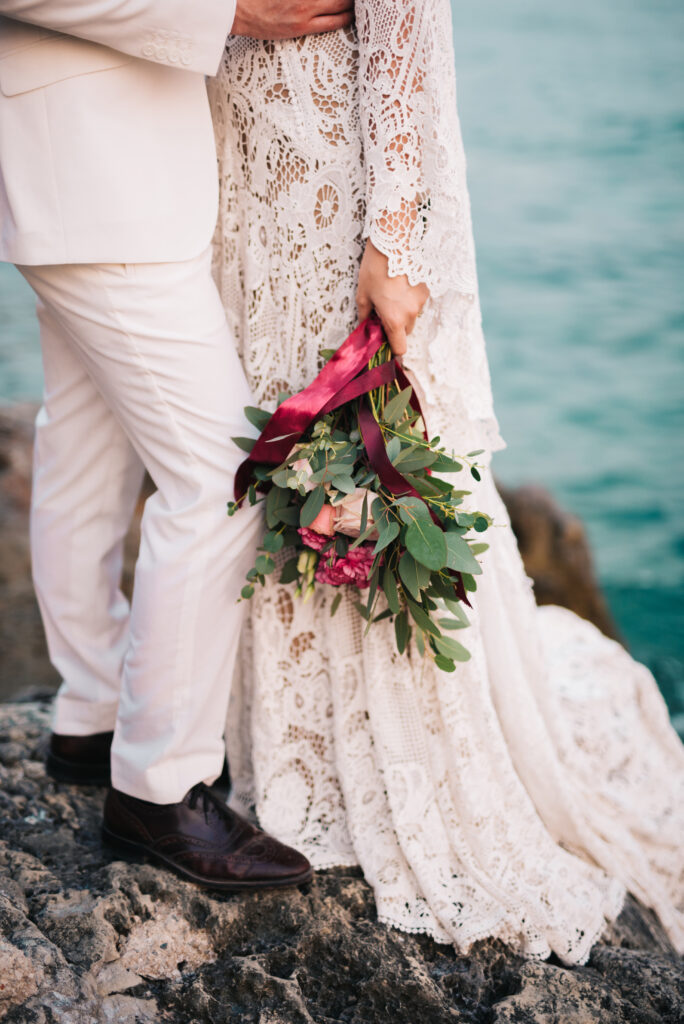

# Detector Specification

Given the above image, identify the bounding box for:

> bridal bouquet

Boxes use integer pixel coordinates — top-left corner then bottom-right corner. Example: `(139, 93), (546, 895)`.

(229, 315), (492, 671)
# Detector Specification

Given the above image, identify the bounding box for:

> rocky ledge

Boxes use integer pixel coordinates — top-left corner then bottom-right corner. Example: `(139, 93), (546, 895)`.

(1, 702), (683, 1024)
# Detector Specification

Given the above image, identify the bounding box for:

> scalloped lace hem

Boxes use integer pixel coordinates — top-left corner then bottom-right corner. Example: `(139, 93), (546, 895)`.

(308, 853), (627, 967)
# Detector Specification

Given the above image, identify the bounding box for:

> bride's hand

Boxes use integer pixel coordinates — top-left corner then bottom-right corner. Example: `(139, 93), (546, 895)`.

(356, 239), (430, 357)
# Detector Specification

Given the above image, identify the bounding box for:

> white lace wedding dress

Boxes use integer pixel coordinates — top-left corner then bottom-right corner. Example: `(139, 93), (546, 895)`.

(207, 1), (684, 965)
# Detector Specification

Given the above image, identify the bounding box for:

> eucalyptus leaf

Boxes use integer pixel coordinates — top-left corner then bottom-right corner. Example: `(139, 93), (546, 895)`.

(386, 436), (401, 463)
(300, 485), (326, 528)
(353, 600), (370, 622)
(406, 598), (441, 637)
(349, 523), (378, 550)
(335, 534), (349, 556)
(430, 454), (463, 473)
(395, 495), (431, 525)
(439, 617), (469, 631)
(393, 448), (438, 472)
(231, 436), (257, 454)
(271, 469), (292, 489)
(434, 634), (471, 662)
(404, 473), (452, 498)
(372, 519), (400, 555)
(331, 474), (356, 495)
(405, 519), (447, 571)
(443, 596), (470, 622)
(398, 552), (430, 601)
(470, 542), (489, 555)
(277, 506), (301, 526)
(244, 406), (272, 431)
(394, 610), (409, 654)
(330, 592), (343, 617)
(434, 654), (456, 673)
(445, 532), (483, 575)
(383, 386), (413, 424)
(382, 565), (401, 614)
(255, 554), (275, 576)
(265, 486), (280, 528)
(372, 608), (394, 624)
(415, 628), (425, 657)
(262, 531), (284, 554)
(366, 568), (380, 616)
(360, 491), (369, 536)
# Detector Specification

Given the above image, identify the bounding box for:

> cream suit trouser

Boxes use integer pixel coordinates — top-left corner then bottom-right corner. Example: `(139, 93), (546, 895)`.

(19, 248), (261, 803)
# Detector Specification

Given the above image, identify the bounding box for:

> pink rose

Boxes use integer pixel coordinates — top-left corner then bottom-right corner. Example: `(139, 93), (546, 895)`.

(333, 488), (378, 539)
(307, 503), (336, 537)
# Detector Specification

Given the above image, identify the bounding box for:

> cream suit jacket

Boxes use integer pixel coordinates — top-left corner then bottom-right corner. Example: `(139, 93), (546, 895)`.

(0, 1), (236, 264)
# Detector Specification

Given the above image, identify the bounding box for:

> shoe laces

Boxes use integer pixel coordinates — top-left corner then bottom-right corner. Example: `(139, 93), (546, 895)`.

(187, 781), (226, 824)
(186, 782), (256, 846)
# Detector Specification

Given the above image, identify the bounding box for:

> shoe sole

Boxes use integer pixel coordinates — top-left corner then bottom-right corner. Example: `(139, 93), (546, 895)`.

(46, 752), (110, 787)
(101, 825), (314, 892)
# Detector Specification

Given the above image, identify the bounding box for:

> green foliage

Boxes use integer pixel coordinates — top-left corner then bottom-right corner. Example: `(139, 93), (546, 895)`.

(394, 610), (410, 654)
(232, 436), (257, 453)
(234, 339), (494, 672)
(244, 406), (272, 431)
(398, 552), (430, 601)
(382, 385), (413, 424)
(445, 532), (482, 575)
(405, 518), (448, 571)
(300, 485), (326, 527)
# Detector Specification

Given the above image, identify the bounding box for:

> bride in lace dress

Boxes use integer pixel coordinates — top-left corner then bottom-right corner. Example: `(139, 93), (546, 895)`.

(208, 2), (684, 965)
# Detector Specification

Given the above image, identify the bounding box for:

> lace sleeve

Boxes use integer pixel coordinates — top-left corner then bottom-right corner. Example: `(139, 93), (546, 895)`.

(357, 0), (477, 298)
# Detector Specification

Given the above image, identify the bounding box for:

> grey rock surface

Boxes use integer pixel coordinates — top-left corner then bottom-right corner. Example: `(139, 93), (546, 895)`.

(1, 703), (682, 1024)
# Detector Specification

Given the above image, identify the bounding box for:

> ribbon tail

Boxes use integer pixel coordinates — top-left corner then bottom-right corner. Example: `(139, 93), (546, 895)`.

(358, 396), (421, 499)
(452, 571), (472, 608)
(234, 314), (387, 501)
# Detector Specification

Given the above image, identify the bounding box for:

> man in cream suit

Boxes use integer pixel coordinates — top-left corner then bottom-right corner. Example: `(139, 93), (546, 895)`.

(0, 0), (352, 889)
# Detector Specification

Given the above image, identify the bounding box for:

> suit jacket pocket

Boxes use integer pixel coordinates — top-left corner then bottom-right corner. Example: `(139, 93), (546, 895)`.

(0, 34), (131, 96)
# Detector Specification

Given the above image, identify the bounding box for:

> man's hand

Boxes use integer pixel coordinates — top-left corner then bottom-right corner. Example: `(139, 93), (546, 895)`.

(232, 0), (354, 39)
(356, 239), (430, 357)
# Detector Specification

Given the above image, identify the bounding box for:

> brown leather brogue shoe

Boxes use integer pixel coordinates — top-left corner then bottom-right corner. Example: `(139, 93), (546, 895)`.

(47, 731), (114, 786)
(102, 782), (313, 891)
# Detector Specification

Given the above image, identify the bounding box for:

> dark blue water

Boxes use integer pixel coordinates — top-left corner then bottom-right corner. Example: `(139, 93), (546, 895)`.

(0, 0), (682, 729)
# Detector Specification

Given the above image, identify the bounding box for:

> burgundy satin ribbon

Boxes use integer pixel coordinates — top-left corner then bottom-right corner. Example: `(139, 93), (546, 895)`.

(235, 314), (388, 500)
(234, 313), (470, 606)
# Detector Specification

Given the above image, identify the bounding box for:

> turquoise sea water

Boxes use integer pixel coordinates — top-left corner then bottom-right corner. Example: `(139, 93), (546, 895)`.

(0, 0), (682, 726)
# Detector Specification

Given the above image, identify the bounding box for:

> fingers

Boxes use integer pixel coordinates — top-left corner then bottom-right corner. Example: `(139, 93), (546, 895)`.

(383, 321), (407, 358)
(307, 12), (354, 32)
(405, 312), (418, 337)
(309, 0), (354, 32)
(315, 0), (354, 12)
(356, 291), (372, 324)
